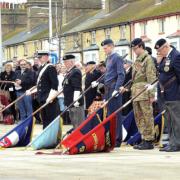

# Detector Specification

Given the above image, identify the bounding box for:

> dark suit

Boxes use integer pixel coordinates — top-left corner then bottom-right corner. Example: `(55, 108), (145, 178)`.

(158, 47), (180, 150)
(0, 71), (16, 119)
(36, 63), (60, 129)
(63, 66), (84, 128)
(85, 69), (102, 109)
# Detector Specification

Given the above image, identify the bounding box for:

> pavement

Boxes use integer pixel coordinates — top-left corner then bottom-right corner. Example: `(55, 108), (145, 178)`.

(0, 124), (180, 180)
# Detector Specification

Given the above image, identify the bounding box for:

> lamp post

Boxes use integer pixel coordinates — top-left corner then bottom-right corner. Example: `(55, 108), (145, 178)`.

(48, 0), (52, 46)
(0, 7), (3, 71)
(31, 0), (52, 51)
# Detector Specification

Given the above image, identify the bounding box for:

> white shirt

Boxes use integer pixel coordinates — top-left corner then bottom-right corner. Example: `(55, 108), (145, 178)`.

(58, 73), (65, 98)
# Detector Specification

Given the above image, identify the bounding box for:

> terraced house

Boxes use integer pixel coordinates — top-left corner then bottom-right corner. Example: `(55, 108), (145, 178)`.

(2, 0), (180, 63)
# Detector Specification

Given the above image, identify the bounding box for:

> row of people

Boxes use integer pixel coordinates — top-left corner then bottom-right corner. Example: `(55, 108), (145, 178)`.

(1, 37), (179, 152)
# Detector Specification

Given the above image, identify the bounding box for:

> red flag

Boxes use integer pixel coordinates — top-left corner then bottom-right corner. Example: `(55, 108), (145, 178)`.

(61, 112), (117, 155)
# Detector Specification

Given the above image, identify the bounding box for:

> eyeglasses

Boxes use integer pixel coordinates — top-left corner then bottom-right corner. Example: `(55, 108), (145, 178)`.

(20, 63), (26, 66)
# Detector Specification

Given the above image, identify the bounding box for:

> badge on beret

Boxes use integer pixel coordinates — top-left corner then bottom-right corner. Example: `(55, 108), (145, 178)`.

(156, 45), (159, 49)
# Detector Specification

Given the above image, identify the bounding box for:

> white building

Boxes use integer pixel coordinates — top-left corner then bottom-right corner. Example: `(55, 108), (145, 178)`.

(132, 12), (180, 57)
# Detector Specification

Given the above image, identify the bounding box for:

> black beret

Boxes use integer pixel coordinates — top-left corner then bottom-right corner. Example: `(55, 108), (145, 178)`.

(36, 50), (49, 58)
(130, 38), (143, 48)
(154, 38), (167, 49)
(63, 54), (75, 61)
(101, 39), (114, 46)
(86, 61), (96, 65)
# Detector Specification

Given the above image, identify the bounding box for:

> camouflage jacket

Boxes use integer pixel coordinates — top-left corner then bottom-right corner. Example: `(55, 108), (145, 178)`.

(131, 51), (157, 101)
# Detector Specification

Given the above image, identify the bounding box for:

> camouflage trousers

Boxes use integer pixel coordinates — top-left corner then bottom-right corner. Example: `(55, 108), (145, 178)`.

(133, 100), (154, 141)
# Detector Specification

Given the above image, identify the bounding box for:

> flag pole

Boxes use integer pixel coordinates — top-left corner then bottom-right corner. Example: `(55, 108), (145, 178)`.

(27, 89), (64, 119)
(61, 79), (158, 154)
(60, 73), (105, 117)
(0, 86), (37, 114)
(60, 53), (128, 117)
(60, 78), (134, 140)
(0, 80), (16, 84)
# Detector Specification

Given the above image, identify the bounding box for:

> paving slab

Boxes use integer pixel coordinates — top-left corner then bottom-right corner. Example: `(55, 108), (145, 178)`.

(0, 124), (180, 180)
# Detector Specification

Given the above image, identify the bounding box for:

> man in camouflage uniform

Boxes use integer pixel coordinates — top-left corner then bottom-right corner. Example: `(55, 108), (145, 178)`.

(130, 38), (157, 150)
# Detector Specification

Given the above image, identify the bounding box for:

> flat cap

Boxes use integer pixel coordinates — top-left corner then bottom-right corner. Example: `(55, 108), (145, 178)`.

(63, 54), (75, 61)
(86, 61), (96, 65)
(154, 38), (167, 49)
(130, 38), (143, 48)
(36, 50), (49, 58)
(101, 39), (114, 46)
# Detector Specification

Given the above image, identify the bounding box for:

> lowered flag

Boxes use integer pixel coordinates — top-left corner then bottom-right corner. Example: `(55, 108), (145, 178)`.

(126, 112), (164, 145)
(28, 116), (62, 150)
(61, 108), (104, 149)
(122, 111), (138, 141)
(0, 116), (34, 148)
(61, 111), (117, 155)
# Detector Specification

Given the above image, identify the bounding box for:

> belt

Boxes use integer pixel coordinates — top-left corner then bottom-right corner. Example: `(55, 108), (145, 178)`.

(105, 79), (116, 87)
(159, 76), (177, 94)
(133, 76), (147, 84)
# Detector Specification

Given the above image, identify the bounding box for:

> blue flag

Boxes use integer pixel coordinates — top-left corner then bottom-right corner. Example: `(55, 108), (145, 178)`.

(28, 116), (62, 150)
(122, 111), (138, 142)
(126, 112), (164, 145)
(0, 116), (34, 148)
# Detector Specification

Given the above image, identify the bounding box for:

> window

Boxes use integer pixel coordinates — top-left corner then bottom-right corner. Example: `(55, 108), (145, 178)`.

(34, 41), (38, 51)
(61, 37), (65, 50)
(91, 31), (96, 45)
(122, 49), (127, 56)
(23, 44), (28, 56)
(105, 28), (111, 39)
(170, 42), (177, 49)
(120, 26), (126, 39)
(102, 0), (105, 9)
(13, 46), (18, 58)
(92, 53), (97, 62)
(155, 0), (164, 5)
(158, 19), (165, 33)
(140, 22), (147, 36)
(177, 16), (180, 30)
(85, 54), (90, 63)
(73, 35), (78, 48)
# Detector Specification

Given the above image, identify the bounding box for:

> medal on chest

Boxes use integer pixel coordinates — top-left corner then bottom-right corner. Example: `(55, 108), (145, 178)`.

(164, 59), (170, 72)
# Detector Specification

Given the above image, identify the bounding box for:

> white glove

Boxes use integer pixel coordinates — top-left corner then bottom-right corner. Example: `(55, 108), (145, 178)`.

(112, 90), (119, 97)
(46, 89), (59, 103)
(73, 91), (81, 107)
(26, 87), (37, 96)
(145, 83), (157, 91)
(91, 81), (99, 88)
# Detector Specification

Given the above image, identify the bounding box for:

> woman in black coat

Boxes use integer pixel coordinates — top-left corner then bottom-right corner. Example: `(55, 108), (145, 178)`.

(0, 63), (17, 120)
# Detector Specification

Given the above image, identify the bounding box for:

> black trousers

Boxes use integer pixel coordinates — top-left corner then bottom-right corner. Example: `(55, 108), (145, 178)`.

(40, 98), (60, 129)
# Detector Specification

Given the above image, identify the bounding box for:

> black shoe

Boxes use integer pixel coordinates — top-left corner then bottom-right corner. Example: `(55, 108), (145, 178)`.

(133, 140), (144, 149)
(165, 146), (180, 152)
(135, 141), (154, 150)
(159, 145), (170, 152)
(115, 142), (121, 148)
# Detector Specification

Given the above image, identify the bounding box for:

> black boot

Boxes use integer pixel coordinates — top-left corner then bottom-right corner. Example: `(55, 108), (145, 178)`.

(135, 140), (154, 150)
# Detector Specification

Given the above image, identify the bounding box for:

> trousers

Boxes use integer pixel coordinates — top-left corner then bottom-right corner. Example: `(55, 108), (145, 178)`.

(133, 100), (154, 141)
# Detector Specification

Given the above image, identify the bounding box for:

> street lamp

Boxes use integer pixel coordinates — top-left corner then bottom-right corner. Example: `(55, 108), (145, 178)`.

(31, 0), (52, 51)
(0, 7), (3, 71)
